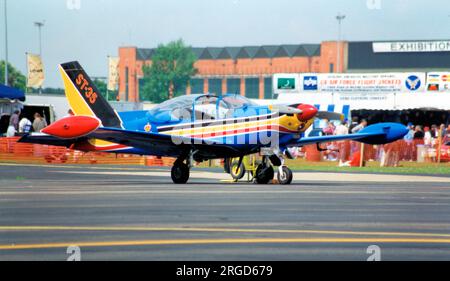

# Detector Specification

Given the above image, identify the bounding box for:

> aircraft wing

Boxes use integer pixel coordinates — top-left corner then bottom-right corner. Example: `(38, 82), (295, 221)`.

(18, 133), (82, 147)
(289, 123), (408, 147)
(20, 127), (244, 159)
(89, 127), (243, 158)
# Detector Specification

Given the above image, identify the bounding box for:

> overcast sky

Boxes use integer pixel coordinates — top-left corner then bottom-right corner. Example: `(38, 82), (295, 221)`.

(1, 0), (450, 87)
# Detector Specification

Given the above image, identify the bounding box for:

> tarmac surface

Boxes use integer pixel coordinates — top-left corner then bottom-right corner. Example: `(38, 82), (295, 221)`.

(0, 162), (450, 261)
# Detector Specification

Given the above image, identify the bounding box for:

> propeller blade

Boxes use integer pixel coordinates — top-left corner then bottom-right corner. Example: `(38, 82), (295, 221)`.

(316, 111), (345, 121)
(270, 105), (302, 115)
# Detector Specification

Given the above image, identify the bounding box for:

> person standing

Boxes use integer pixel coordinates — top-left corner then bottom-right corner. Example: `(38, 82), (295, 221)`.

(32, 113), (48, 132)
(9, 110), (20, 131)
(423, 127), (432, 146)
(18, 115), (32, 133)
(335, 121), (350, 165)
(6, 110), (20, 137)
(351, 119), (368, 134)
(413, 125), (424, 139)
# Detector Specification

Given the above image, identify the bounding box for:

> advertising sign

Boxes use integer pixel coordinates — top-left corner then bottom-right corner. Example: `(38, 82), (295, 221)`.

(426, 72), (450, 92)
(373, 41), (450, 53)
(299, 73), (426, 93)
(26, 53), (45, 88)
(273, 74), (299, 93)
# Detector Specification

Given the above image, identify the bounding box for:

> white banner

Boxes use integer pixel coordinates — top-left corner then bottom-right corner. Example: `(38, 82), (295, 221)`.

(26, 53), (45, 88)
(373, 41), (450, 53)
(276, 92), (450, 111)
(107, 57), (120, 91)
(298, 73), (426, 93)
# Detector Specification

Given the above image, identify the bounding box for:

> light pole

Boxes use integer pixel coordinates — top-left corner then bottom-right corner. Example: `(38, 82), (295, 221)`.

(34, 21), (44, 93)
(336, 13), (346, 73)
(3, 0), (8, 86)
(34, 21), (44, 56)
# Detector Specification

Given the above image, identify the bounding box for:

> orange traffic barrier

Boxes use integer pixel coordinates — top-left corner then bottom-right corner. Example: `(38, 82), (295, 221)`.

(0, 137), (167, 166)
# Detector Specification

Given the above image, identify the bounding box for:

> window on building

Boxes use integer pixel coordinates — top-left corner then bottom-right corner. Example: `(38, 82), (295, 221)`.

(227, 78), (240, 95)
(264, 77), (273, 99)
(329, 63), (334, 73)
(125, 67), (129, 101)
(208, 79), (222, 95)
(190, 79), (204, 94)
(138, 78), (145, 101)
(245, 78), (259, 99)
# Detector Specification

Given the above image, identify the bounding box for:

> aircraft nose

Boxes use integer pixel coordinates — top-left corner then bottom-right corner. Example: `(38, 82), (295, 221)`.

(296, 104), (318, 121)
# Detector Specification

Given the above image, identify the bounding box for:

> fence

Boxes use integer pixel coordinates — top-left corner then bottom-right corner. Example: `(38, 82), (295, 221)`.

(0, 137), (446, 167)
(0, 137), (174, 166)
(303, 139), (448, 166)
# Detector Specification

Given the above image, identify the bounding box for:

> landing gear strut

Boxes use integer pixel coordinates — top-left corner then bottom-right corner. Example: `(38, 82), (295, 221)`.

(276, 152), (293, 185)
(254, 156), (274, 184)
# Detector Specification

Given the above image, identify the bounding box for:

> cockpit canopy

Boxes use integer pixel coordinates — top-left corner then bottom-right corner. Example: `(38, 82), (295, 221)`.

(149, 94), (258, 123)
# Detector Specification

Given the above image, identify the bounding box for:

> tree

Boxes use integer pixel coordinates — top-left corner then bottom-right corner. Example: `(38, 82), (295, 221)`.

(92, 79), (117, 101)
(140, 39), (197, 103)
(0, 61), (26, 91)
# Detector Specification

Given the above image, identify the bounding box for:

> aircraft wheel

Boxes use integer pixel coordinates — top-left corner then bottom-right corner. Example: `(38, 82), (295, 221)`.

(171, 162), (190, 184)
(230, 160), (245, 180)
(255, 164), (274, 184)
(277, 166), (293, 185)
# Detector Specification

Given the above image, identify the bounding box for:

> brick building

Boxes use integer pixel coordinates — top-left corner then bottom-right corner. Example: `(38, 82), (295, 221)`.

(118, 41), (346, 102)
(118, 39), (450, 102)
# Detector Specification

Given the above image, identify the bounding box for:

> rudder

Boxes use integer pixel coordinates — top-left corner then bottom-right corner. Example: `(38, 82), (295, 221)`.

(59, 61), (122, 128)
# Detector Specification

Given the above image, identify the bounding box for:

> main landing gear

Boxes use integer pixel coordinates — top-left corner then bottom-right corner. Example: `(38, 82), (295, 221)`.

(254, 156), (274, 184)
(254, 152), (293, 185)
(171, 160), (190, 184)
(171, 151), (196, 184)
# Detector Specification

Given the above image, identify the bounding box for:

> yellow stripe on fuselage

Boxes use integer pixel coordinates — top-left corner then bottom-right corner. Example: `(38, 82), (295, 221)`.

(162, 115), (312, 137)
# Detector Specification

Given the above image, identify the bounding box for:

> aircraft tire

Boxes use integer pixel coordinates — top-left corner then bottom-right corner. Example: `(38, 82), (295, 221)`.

(171, 162), (190, 184)
(230, 160), (246, 180)
(277, 166), (293, 185)
(255, 164), (274, 184)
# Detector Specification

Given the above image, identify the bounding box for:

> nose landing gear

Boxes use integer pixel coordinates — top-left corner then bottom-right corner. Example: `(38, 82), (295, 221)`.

(277, 166), (293, 185)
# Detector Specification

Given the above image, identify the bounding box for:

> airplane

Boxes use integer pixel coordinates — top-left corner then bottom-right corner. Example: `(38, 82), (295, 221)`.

(20, 61), (408, 184)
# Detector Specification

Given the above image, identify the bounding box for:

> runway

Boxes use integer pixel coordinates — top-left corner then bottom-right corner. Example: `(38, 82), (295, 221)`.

(0, 163), (450, 261)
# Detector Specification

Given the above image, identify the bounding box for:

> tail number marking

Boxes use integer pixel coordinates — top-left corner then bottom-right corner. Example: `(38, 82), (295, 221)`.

(75, 73), (98, 104)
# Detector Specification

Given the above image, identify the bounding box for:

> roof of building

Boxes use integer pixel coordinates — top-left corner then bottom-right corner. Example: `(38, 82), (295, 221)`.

(136, 44), (321, 61)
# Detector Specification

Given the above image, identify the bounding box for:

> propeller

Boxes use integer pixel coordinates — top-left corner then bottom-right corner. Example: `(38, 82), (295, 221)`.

(270, 105), (302, 115)
(316, 111), (345, 121)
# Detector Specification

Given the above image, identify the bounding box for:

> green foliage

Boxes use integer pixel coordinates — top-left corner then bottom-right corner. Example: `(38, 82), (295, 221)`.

(29, 87), (65, 95)
(140, 39), (197, 103)
(0, 61), (26, 91)
(93, 79), (117, 101)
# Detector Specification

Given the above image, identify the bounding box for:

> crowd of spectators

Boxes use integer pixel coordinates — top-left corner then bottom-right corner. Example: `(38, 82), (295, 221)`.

(319, 117), (449, 166)
(5, 110), (47, 137)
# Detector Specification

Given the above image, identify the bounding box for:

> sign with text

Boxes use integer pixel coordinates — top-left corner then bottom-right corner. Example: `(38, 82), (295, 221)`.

(426, 72), (450, 92)
(301, 73), (426, 93)
(273, 74), (299, 93)
(373, 41), (450, 53)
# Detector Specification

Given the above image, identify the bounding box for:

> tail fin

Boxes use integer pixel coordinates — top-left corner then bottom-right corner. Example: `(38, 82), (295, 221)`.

(59, 61), (123, 128)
